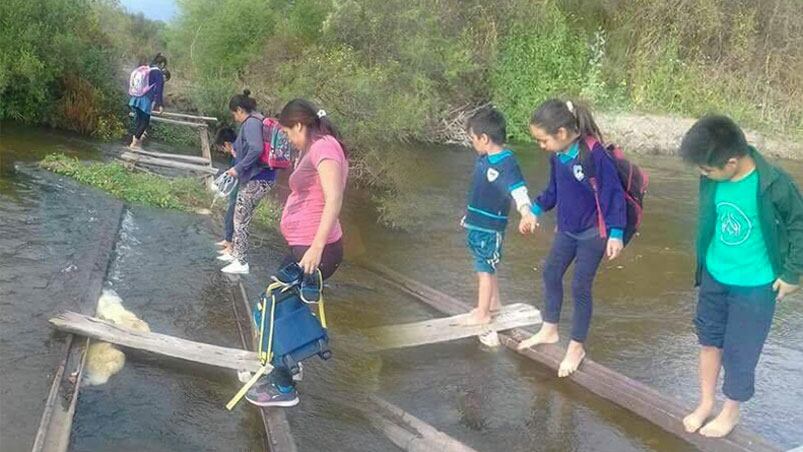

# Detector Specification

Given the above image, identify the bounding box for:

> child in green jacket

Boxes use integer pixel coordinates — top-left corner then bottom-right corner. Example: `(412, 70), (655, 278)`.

(680, 115), (802, 438)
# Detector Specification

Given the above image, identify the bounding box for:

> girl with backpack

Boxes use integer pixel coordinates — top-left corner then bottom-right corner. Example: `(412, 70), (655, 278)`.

(516, 99), (626, 378)
(245, 99), (348, 408)
(219, 90), (277, 275)
(128, 53), (170, 149)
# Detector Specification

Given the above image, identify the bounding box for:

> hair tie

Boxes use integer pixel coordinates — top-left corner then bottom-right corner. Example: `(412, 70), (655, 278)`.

(317, 109), (327, 118)
(566, 101), (575, 116)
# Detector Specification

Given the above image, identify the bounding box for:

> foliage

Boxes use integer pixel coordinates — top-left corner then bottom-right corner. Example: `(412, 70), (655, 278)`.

(0, 0), (166, 138)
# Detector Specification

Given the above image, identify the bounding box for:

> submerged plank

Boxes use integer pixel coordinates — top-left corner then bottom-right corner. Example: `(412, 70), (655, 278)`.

(362, 262), (782, 452)
(368, 396), (479, 452)
(231, 279), (297, 452)
(366, 303), (541, 350)
(32, 202), (124, 452)
(119, 151), (218, 174)
(49, 312), (265, 373)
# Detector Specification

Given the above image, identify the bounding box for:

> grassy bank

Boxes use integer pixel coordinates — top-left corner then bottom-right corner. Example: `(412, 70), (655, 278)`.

(40, 153), (281, 228)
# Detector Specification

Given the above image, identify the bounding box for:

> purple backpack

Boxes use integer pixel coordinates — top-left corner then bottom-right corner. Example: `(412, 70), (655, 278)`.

(583, 136), (649, 245)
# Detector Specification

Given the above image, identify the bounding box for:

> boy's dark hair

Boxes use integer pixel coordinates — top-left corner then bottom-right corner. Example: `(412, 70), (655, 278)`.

(229, 89), (257, 113)
(679, 115), (749, 167)
(466, 107), (507, 145)
(215, 127), (236, 146)
(278, 98), (348, 156)
(151, 52), (167, 68)
(530, 98), (603, 143)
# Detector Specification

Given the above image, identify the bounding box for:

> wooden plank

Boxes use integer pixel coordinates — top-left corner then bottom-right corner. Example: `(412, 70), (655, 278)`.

(32, 202), (124, 452)
(366, 303), (541, 350)
(127, 112), (207, 129)
(199, 125), (212, 162)
(49, 312), (265, 373)
(159, 111), (218, 122)
(368, 396), (479, 452)
(119, 151), (218, 174)
(231, 280), (297, 452)
(128, 147), (212, 165)
(362, 262), (782, 452)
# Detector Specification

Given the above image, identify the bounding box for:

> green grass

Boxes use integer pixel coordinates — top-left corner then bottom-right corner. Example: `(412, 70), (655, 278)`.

(39, 153), (280, 227)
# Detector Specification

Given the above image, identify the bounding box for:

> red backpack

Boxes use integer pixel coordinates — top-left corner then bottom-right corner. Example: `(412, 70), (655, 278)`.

(583, 136), (649, 245)
(259, 117), (292, 169)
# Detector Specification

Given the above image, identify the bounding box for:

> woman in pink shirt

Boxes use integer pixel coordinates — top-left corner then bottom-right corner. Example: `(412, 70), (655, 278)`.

(245, 98), (348, 408)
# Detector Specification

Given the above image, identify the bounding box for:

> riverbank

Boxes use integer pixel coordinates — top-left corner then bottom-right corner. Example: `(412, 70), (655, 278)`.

(597, 112), (803, 160)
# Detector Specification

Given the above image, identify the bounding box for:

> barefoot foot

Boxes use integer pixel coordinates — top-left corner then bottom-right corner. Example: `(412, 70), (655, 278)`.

(699, 403), (740, 438)
(682, 401), (714, 433)
(517, 324), (559, 350)
(462, 310), (492, 326)
(558, 341), (586, 377)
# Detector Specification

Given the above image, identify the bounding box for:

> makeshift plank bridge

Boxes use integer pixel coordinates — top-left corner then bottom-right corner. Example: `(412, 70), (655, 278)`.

(122, 111), (218, 177)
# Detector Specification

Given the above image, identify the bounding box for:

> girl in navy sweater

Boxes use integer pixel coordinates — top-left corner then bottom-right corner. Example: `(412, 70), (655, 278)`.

(517, 99), (626, 377)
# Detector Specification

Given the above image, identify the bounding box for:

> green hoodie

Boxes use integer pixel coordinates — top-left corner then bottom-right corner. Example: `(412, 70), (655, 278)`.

(695, 147), (803, 286)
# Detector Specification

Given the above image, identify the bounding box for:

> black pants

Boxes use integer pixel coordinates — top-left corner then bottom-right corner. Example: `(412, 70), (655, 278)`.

(270, 239), (343, 388)
(132, 107), (150, 139)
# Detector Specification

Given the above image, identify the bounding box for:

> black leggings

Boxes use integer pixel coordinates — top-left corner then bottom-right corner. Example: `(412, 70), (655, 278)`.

(133, 107), (150, 139)
(271, 239), (343, 388)
(280, 239), (344, 280)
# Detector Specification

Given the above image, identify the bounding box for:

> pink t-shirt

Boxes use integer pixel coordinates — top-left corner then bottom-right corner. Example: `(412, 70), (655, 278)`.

(280, 135), (348, 246)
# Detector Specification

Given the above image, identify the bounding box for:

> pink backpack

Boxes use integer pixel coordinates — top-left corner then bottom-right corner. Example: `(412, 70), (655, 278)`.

(259, 117), (292, 169)
(128, 66), (154, 97)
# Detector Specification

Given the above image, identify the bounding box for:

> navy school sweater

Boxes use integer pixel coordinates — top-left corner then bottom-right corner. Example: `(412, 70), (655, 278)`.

(531, 138), (626, 238)
(463, 150), (527, 233)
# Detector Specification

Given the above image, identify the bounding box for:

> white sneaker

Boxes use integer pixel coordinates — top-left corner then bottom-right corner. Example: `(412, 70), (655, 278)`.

(221, 260), (249, 274)
(217, 252), (235, 262)
(478, 330), (501, 347)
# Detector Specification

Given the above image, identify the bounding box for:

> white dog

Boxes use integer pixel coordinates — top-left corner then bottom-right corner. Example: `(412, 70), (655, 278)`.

(84, 289), (150, 386)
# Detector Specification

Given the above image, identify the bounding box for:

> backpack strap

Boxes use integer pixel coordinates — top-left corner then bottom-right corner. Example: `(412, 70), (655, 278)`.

(581, 136), (608, 240)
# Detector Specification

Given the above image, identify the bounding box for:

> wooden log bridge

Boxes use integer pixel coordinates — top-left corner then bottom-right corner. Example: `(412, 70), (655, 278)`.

(125, 110), (217, 177)
(366, 303), (541, 351)
(49, 312), (266, 373)
(32, 202), (125, 452)
(361, 262), (782, 452)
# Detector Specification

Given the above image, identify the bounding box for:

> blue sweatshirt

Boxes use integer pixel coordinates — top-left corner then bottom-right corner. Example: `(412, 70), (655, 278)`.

(532, 138), (625, 239)
(233, 113), (275, 184)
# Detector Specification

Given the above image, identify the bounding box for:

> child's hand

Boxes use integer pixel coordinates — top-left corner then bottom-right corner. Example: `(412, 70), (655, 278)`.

(773, 278), (799, 301)
(518, 211), (539, 234)
(606, 238), (623, 260)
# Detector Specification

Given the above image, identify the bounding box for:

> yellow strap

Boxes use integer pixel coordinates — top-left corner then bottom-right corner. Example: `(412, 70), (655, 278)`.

(265, 291), (277, 364)
(225, 364), (270, 410)
(257, 281), (287, 365)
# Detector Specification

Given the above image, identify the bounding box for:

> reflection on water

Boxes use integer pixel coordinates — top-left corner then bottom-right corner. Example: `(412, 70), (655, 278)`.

(2, 122), (801, 450)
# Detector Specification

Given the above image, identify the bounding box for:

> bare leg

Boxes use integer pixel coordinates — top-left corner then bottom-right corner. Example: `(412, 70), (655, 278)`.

(489, 276), (502, 312)
(700, 398), (740, 438)
(517, 321), (559, 350)
(558, 340), (586, 377)
(464, 273), (494, 326)
(683, 346), (721, 433)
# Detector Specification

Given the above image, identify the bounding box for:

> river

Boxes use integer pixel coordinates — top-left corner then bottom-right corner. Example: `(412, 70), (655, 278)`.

(1, 122), (801, 451)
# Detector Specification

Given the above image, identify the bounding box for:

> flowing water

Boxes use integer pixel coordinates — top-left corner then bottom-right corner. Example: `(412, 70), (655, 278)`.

(1, 122), (801, 451)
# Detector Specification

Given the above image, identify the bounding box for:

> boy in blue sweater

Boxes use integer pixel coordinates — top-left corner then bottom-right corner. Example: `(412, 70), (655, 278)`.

(462, 107), (538, 327)
(517, 99), (626, 378)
